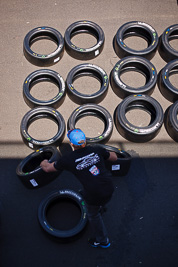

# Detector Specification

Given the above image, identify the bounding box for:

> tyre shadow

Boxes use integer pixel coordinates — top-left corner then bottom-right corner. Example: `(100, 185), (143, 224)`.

(125, 150), (150, 201)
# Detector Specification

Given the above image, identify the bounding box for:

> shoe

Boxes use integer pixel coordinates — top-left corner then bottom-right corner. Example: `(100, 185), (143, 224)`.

(88, 238), (110, 248)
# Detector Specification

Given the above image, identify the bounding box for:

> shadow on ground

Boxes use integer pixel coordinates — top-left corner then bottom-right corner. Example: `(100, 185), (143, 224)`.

(0, 151), (178, 267)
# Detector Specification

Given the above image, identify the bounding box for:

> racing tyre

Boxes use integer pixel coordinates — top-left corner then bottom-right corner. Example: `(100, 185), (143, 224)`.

(16, 146), (62, 189)
(64, 20), (105, 60)
(20, 106), (66, 149)
(113, 21), (158, 60)
(158, 24), (178, 62)
(98, 144), (132, 176)
(114, 94), (164, 142)
(158, 59), (178, 102)
(38, 189), (88, 240)
(23, 26), (64, 66)
(164, 101), (178, 142)
(66, 63), (109, 104)
(110, 56), (157, 99)
(23, 69), (66, 108)
(67, 104), (113, 144)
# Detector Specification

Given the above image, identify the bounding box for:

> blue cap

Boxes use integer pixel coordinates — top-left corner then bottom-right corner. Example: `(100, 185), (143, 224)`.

(67, 129), (86, 146)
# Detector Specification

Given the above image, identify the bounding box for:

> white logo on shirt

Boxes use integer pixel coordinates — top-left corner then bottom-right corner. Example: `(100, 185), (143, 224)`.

(76, 153), (100, 170)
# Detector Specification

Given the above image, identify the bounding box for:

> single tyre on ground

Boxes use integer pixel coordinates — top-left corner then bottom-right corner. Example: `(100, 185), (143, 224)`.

(157, 59), (178, 103)
(16, 146), (62, 189)
(67, 103), (113, 144)
(23, 69), (66, 108)
(38, 189), (88, 240)
(23, 26), (64, 66)
(113, 21), (158, 60)
(114, 94), (164, 142)
(97, 144), (132, 176)
(110, 56), (157, 99)
(64, 20), (105, 60)
(66, 63), (109, 104)
(20, 106), (66, 150)
(164, 101), (178, 142)
(158, 24), (178, 62)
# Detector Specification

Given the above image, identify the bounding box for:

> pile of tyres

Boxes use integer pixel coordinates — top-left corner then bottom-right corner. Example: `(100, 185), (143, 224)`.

(21, 21), (178, 147)
(16, 20), (178, 240)
(17, 20), (178, 187)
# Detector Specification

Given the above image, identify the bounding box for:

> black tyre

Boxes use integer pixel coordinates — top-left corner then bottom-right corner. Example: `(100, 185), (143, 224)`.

(98, 144), (132, 176)
(66, 63), (109, 104)
(110, 56), (157, 99)
(23, 26), (64, 66)
(16, 146), (61, 189)
(164, 101), (178, 142)
(158, 59), (178, 103)
(67, 104), (113, 144)
(64, 20), (105, 60)
(159, 24), (178, 62)
(20, 106), (66, 149)
(114, 21), (158, 60)
(114, 94), (164, 142)
(23, 69), (66, 108)
(38, 189), (88, 239)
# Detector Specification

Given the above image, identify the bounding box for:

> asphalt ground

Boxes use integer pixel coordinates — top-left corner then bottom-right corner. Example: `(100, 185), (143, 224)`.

(0, 0), (178, 266)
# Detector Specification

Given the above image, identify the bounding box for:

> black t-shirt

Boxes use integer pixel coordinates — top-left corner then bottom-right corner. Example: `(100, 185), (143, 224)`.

(54, 145), (114, 205)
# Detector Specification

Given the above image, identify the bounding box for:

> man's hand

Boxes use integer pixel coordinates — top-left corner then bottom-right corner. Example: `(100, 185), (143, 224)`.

(40, 159), (57, 173)
(107, 151), (118, 161)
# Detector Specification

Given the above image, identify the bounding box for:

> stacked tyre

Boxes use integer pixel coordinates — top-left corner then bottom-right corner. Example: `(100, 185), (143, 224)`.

(111, 21), (167, 143)
(98, 145), (132, 176)
(16, 146), (62, 189)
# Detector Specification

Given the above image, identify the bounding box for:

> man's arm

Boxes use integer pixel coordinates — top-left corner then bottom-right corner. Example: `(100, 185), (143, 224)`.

(107, 151), (118, 161)
(40, 160), (57, 173)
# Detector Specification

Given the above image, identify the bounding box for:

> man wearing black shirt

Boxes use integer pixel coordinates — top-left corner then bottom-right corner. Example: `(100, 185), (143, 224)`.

(40, 128), (117, 248)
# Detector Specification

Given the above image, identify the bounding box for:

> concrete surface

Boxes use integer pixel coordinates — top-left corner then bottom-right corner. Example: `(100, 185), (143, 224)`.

(0, 0), (178, 158)
(0, 0), (178, 267)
